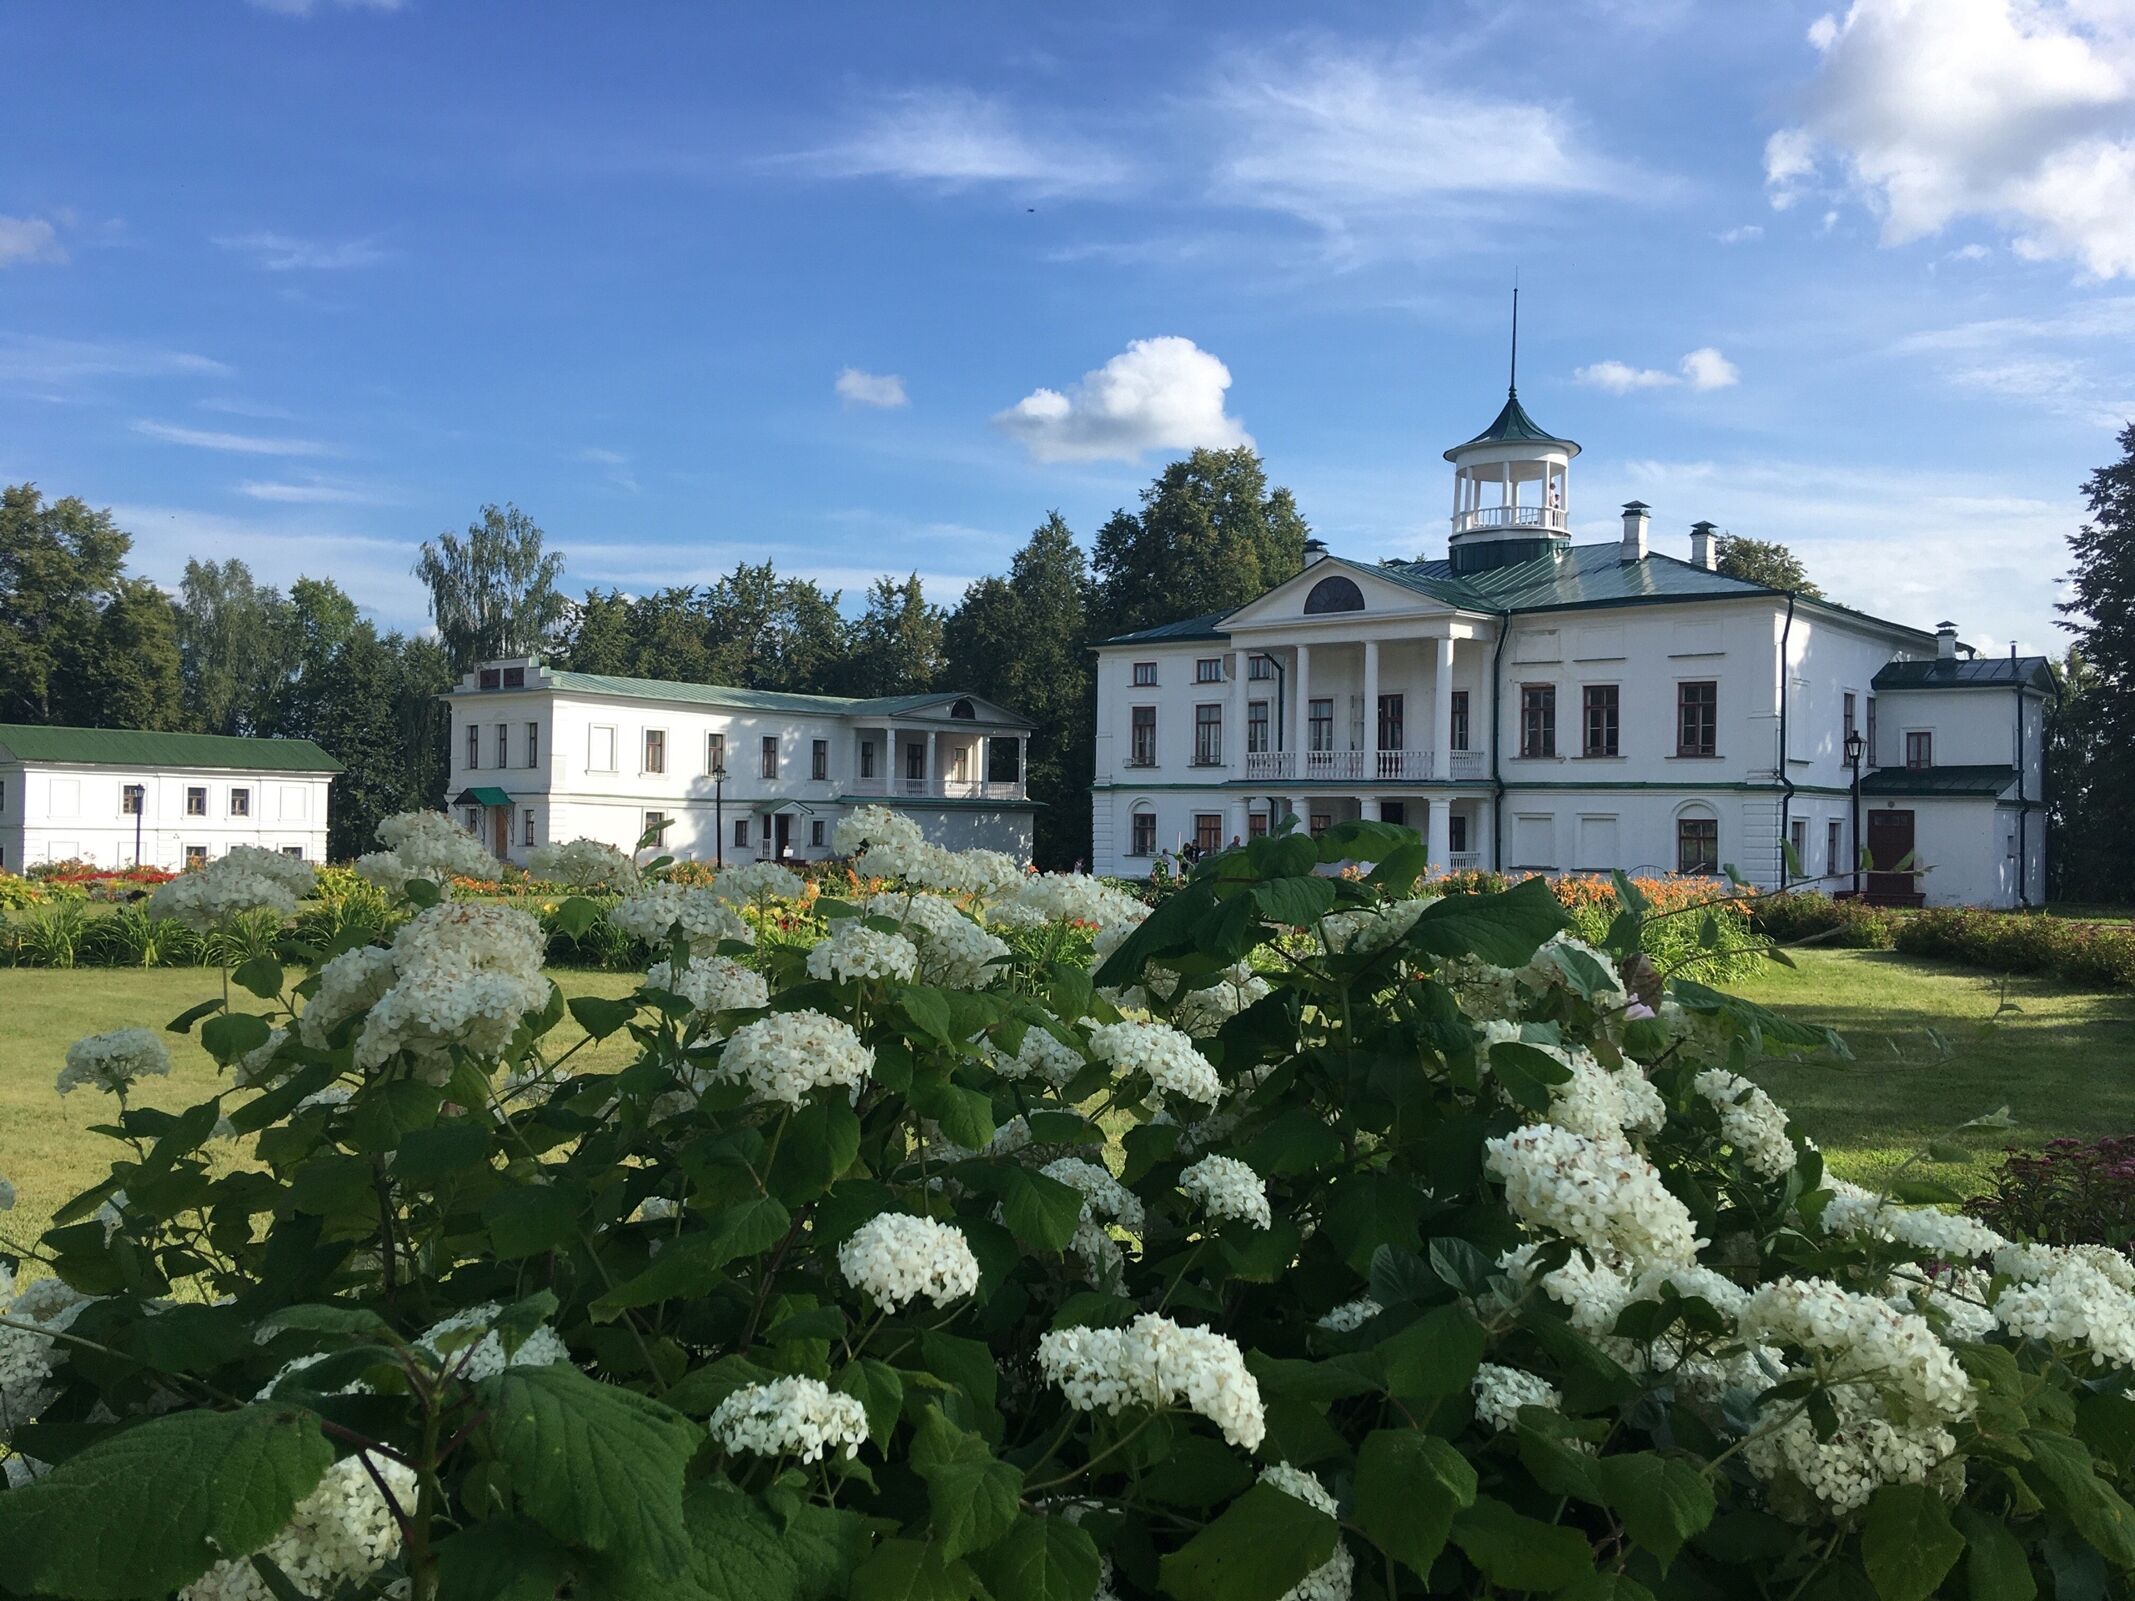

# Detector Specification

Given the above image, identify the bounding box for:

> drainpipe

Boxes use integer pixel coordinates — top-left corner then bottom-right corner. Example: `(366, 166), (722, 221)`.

(2043, 660), (2063, 904)
(1490, 609), (1511, 871)
(1777, 594), (1796, 891)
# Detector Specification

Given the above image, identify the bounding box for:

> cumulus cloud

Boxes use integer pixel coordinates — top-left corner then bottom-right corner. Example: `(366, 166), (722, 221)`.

(836, 368), (909, 408)
(1766, 0), (2135, 275)
(777, 88), (1129, 194)
(1576, 348), (1740, 393)
(994, 336), (1251, 463)
(0, 216), (66, 267)
(213, 231), (392, 270)
(131, 419), (334, 456)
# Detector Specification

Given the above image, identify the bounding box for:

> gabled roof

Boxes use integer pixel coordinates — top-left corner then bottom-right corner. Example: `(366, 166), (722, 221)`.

(0, 724), (343, 773)
(1098, 614), (1231, 647)
(1383, 544), (1772, 612)
(1859, 763), (2019, 797)
(1443, 391), (1578, 459)
(528, 670), (1029, 726)
(1873, 657), (2055, 694)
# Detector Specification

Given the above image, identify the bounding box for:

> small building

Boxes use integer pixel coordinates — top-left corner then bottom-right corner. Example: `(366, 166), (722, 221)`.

(1090, 382), (2053, 908)
(442, 660), (1037, 865)
(0, 724), (341, 873)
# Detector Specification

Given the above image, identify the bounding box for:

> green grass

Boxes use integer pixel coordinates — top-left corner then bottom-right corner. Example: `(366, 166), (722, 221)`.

(1734, 949), (2135, 1192)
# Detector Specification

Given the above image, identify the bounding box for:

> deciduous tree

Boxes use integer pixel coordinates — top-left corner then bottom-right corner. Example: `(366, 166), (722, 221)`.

(1715, 533), (1824, 597)
(413, 503), (566, 673)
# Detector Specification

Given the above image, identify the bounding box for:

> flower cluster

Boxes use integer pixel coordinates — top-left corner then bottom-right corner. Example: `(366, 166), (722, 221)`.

(866, 892), (1010, 988)
(709, 1376), (868, 1462)
(833, 804), (923, 859)
(528, 838), (641, 890)
(981, 1025), (1084, 1088)
(417, 1303), (571, 1384)
(1319, 897), (1433, 956)
(1007, 873), (1148, 928)
(1042, 1155), (1146, 1282)
(805, 922), (919, 985)
(1694, 1068), (1798, 1178)
(1258, 1464), (1354, 1601)
(299, 946), (398, 1048)
(1315, 1297), (1382, 1334)
(608, 883), (754, 952)
(1990, 1244), (2135, 1369)
(645, 954), (769, 1018)
(1472, 1362), (1561, 1433)
(0, 1270), (91, 1441)
(713, 860), (804, 904)
(1037, 1313), (1265, 1450)
(1178, 1154), (1272, 1230)
(1087, 1019), (1222, 1108)
(836, 1212), (981, 1311)
(179, 1455), (416, 1601)
(1819, 1180), (2007, 1261)
(357, 810), (501, 889)
(353, 903), (551, 1079)
(57, 1027), (172, 1096)
(715, 1010), (874, 1106)
(149, 845), (317, 930)
(1485, 1123), (1703, 1271)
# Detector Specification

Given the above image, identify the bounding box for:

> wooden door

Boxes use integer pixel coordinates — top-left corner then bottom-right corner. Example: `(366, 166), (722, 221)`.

(773, 813), (791, 860)
(1865, 809), (1915, 901)
(491, 806), (510, 858)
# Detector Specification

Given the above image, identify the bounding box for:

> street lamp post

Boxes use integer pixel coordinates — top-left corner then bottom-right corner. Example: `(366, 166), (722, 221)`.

(1843, 728), (1864, 896)
(712, 761), (728, 868)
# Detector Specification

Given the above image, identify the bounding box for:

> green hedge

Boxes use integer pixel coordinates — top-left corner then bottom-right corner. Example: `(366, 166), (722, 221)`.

(1749, 894), (2135, 990)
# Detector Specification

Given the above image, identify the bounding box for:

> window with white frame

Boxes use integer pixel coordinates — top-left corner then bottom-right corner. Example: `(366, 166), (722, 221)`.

(466, 723), (481, 769)
(812, 739), (829, 781)
(643, 729), (667, 775)
(1129, 810), (1157, 857)
(589, 725), (617, 773)
(121, 784), (143, 816)
(526, 722), (540, 767)
(1195, 657), (1223, 683)
(1193, 704), (1222, 765)
(760, 735), (779, 779)
(707, 731), (726, 775)
(229, 787), (251, 818)
(494, 724), (509, 767)
(1828, 818), (1844, 877)
(185, 786), (207, 817)
(523, 808), (537, 847)
(1677, 813), (1719, 875)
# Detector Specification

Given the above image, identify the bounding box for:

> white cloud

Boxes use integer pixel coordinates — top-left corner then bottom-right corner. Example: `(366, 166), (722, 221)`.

(778, 88), (1129, 194)
(213, 231), (392, 270)
(994, 336), (1251, 463)
(1767, 0), (2135, 275)
(0, 216), (65, 266)
(0, 335), (228, 384)
(132, 419), (335, 456)
(1576, 348), (1740, 393)
(578, 447), (639, 494)
(235, 475), (390, 505)
(1716, 223), (1765, 243)
(836, 368), (909, 408)
(1947, 242), (1994, 261)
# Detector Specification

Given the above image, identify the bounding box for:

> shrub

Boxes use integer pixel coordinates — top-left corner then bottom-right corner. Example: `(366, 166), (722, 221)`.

(0, 872), (46, 911)
(1435, 868), (1766, 982)
(7, 818), (2135, 1598)
(1749, 893), (1902, 949)
(1895, 906), (2135, 989)
(1969, 1136), (2135, 1251)
(77, 903), (199, 969)
(8, 897), (89, 967)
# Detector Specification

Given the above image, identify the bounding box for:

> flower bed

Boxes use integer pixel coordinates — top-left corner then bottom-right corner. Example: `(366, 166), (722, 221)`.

(3, 812), (2132, 1595)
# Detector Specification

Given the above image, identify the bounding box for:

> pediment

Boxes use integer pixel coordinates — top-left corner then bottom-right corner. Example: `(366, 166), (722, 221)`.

(1221, 558), (1458, 632)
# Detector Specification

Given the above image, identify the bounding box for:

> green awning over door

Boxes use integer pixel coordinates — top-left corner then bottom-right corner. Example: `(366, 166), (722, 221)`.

(453, 786), (515, 807)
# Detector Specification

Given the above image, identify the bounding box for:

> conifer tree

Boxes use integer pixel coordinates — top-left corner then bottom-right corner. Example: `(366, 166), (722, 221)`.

(2058, 423), (2135, 883)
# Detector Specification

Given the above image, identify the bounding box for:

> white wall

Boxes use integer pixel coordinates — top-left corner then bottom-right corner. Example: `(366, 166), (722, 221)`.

(0, 762), (333, 873)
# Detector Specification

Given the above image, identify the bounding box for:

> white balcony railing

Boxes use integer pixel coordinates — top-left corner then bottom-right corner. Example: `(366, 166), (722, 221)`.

(1374, 749), (1433, 781)
(1242, 749), (1488, 784)
(1452, 503), (1568, 537)
(1446, 852), (1482, 872)
(843, 777), (1027, 801)
(1244, 751), (1295, 781)
(1447, 750), (1486, 780)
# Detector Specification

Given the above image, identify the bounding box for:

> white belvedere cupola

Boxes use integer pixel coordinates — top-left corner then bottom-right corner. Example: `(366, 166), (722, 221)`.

(1441, 293), (1580, 574)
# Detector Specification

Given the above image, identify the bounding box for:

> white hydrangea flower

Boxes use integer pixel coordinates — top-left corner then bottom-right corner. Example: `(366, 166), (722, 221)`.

(834, 804), (924, 859)
(714, 860), (805, 904)
(1259, 1464), (1353, 1601)
(57, 1028), (172, 1096)
(360, 810), (503, 888)
(1171, 972), (1273, 1039)
(715, 1010), (875, 1107)
(981, 1026), (1085, 1089)
(837, 1212), (981, 1311)
(417, 1303), (570, 1384)
(1087, 1020), (1221, 1108)
(1041, 1156), (1145, 1283)
(1009, 873), (1149, 928)
(1741, 1278), (1974, 1422)
(1740, 1379), (1959, 1515)
(0, 1272), (92, 1441)
(354, 904), (551, 1079)
(299, 946), (398, 1047)
(149, 844), (316, 930)
(1522, 933), (1628, 1002)
(528, 838), (640, 890)
(709, 1376), (869, 1462)
(1818, 1180), (2007, 1261)
(1485, 1123), (1703, 1272)
(1890, 1267), (1998, 1345)
(1694, 1068), (1797, 1178)
(231, 1026), (291, 1088)
(806, 923), (919, 985)
(1315, 1297), (1382, 1334)
(1472, 1362), (1562, 1432)
(1990, 1245), (2135, 1370)
(645, 954), (769, 1017)
(1179, 1154), (1272, 1230)
(1442, 957), (1527, 1022)
(1500, 1244), (1638, 1337)
(1320, 898), (1435, 956)
(1519, 1042), (1665, 1143)
(865, 892), (1010, 988)
(178, 1454), (416, 1601)
(1037, 1313), (1265, 1450)
(608, 883), (755, 951)
(956, 850), (1029, 898)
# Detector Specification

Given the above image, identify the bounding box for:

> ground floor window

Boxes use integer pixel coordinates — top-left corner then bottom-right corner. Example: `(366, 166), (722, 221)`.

(811, 819), (826, 847)
(1129, 811), (1156, 857)
(1193, 813), (1223, 854)
(644, 811), (669, 843)
(732, 818), (750, 848)
(1827, 818), (1843, 877)
(281, 845), (304, 860)
(1248, 812), (1269, 839)
(461, 806), (480, 833)
(1309, 812), (1330, 838)
(1677, 816), (1719, 875)
(184, 844), (207, 869)
(523, 808), (537, 847)
(1449, 814), (1468, 854)
(1788, 818), (1807, 877)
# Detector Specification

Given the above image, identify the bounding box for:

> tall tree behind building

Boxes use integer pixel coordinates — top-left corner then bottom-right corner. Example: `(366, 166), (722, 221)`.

(2057, 422), (2135, 884)
(1091, 447), (1310, 641)
(176, 558), (294, 735)
(1714, 534), (1824, 598)
(413, 503), (567, 673)
(841, 574), (946, 698)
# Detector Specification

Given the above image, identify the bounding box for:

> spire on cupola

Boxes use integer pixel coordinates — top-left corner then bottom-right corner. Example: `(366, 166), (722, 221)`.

(1441, 286), (1581, 574)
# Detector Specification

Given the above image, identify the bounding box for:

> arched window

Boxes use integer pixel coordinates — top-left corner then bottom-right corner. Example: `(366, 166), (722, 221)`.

(1304, 575), (1365, 615)
(1674, 803), (1719, 876)
(949, 699), (976, 720)
(1129, 805), (1158, 860)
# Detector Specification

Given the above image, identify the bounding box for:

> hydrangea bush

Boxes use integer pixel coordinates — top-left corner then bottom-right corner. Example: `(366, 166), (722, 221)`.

(3, 809), (2134, 1599)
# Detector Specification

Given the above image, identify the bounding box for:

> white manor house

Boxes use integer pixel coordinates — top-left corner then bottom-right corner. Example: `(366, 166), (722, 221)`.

(443, 661), (1036, 866)
(1092, 385), (2053, 908)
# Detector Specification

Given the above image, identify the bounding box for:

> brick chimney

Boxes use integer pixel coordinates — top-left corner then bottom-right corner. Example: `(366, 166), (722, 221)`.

(1619, 501), (1650, 561)
(1689, 521), (1719, 571)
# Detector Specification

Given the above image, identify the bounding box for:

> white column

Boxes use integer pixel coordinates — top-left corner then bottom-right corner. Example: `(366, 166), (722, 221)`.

(1362, 638), (1381, 780)
(1501, 460), (1511, 514)
(1427, 796), (1452, 868)
(1227, 650), (1244, 775)
(1360, 796), (1381, 822)
(1473, 803), (1493, 868)
(925, 730), (937, 797)
(1016, 734), (1029, 798)
(1433, 636), (1455, 781)
(1228, 797), (1249, 845)
(1292, 644), (1311, 775)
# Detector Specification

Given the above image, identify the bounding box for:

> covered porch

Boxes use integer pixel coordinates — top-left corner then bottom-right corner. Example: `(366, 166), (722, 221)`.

(1229, 630), (1489, 788)
(843, 719), (1029, 802)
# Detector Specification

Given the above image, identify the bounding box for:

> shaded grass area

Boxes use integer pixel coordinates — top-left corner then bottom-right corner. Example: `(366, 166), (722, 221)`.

(1734, 949), (2135, 1193)
(0, 967), (637, 1253)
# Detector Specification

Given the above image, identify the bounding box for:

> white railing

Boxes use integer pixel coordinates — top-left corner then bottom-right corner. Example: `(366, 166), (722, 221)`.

(843, 777), (1027, 801)
(1446, 851), (1482, 871)
(1303, 750), (1364, 781)
(1241, 749), (1488, 784)
(1448, 750), (1487, 780)
(1452, 504), (1568, 537)
(1374, 749), (1433, 781)
(1244, 751), (1294, 781)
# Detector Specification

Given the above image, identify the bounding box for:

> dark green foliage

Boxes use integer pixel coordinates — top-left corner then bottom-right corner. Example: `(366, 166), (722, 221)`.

(1715, 533), (1824, 598)
(413, 502), (567, 674)
(2058, 424), (2135, 889)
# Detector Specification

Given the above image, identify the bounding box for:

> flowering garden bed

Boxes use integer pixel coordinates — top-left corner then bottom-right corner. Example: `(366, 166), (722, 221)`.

(2, 810), (2134, 1597)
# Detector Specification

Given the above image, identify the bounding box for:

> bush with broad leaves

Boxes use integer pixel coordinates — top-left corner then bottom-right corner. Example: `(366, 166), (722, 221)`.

(2, 809), (2133, 1600)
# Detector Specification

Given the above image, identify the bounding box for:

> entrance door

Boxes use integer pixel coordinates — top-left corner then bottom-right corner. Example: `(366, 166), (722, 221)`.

(773, 813), (792, 860)
(491, 806), (511, 858)
(1865, 809), (1915, 900)
(1379, 800), (1407, 827)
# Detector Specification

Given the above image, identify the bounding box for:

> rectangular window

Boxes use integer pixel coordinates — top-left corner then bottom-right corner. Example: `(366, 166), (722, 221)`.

(1131, 661), (1157, 687)
(643, 729), (667, 774)
(495, 724), (509, 767)
(466, 723), (481, 769)
(1247, 812), (1269, 838)
(1678, 817), (1719, 875)
(812, 739), (829, 781)
(1789, 818), (1807, 876)
(905, 742), (924, 781)
(1247, 654), (1274, 681)
(1377, 693), (1405, 751)
(1581, 685), (1619, 758)
(1129, 706), (1157, 767)
(184, 844), (207, 869)
(1520, 685), (1556, 758)
(589, 725), (616, 773)
(1842, 691), (1857, 746)
(1866, 696), (1878, 766)
(1195, 657), (1222, 684)
(1449, 814), (1469, 854)
(1130, 811), (1157, 857)
(810, 819), (826, 848)
(229, 787), (251, 818)
(121, 784), (143, 816)
(502, 665), (525, 689)
(1450, 690), (1470, 752)
(1193, 704), (1223, 765)
(185, 786), (207, 817)
(1677, 681), (1718, 757)
(1308, 697), (1334, 753)
(461, 806), (480, 833)
(1247, 700), (1270, 755)
(523, 808), (536, 847)
(761, 735), (779, 779)
(1828, 818), (1843, 876)
(282, 845), (304, 860)
(706, 731), (726, 775)
(1906, 730), (1933, 770)
(733, 818), (750, 847)
(1309, 812), (1330, 839)
(1194, 813), (1223, 854)
(644, 810), (668, 842)
(858, 739), (875, 779)
(526, 722), (540, 768)
(479, 667), (501, 690)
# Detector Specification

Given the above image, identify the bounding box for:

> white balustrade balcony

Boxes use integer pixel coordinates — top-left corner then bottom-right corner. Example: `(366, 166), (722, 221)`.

(1446, 852), (1482, 872)
(1452, 503), (1568, 537)
(1240, 749), (1489, 784)
(1244, 751), (1295, 781)
(843, 777), (1027, 801)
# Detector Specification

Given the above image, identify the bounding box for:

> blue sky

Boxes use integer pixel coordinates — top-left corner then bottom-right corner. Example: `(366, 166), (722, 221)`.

(5, 0), (2135, 654)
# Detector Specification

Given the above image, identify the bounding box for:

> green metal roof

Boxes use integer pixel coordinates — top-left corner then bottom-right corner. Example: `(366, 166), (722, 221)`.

(454, 786), (514, 807)
(525, 670), (1026, 726)
(1873, 657), (2055, 694)
(1859, 764), (2017, 797)
(1098, 614), (1232, 647)
(0, 723), (343, 773)
(1383, 543), (1772, 612)
(1443, 390), (1578, 459)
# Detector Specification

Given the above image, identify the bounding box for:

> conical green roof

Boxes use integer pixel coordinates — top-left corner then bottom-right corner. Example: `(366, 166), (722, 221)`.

(1443, 390), (1579, 460)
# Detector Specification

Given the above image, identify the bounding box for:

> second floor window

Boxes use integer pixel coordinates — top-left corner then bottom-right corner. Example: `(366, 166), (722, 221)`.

(707, 731), (726, 775)
(858, 739), (874, 779)
(760, 735), (779, 779)
(643, 729), (666, 774)
(495, 724), (509, 767)
(1195, 657), (1222, 683)
(1677, 681), (1718, 757)
(1308, 697), (1334, 753)
(1450, 690), (1470, 752)
(1520, 685), (1555, 758)
(1247, 700), (1269, 754)
(1193, 704), (1222, 765)
(466, 724), (480, 769)
(526, 722), (540, 767)
(1247, 654), (1274, 680)
(1843, 691), (1857, 746)
(1866, 697), (1878, 766)
(229, 787), (251, 818)
(1131, 661), (1157, 687)
(1129, 706), (1157, 766)
(1377, 694), (1404, 751)
(1906, 730), (1933, 769)
(812, 739), (829, 781)
(186, 786), (207, 817)
(1582, 685), (1619, 757)
(121, 784), (143, 816)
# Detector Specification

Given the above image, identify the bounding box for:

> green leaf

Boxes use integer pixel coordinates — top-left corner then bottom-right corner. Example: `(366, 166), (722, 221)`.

(1449, 1494), (1596, 1592)
(483, 1184), (581, 1260)
(973, 1514), (1102, 1601)
(1596, 1453), (1715, 1570)
(474, 1363), (699, 1576)
(345, 1079), (442, 1155)
(1407, 876), (1570, 966)
(551, 895), (604, 938)
(849, 1539), (982, 1601)
(993, 1166), (1086, 1253)
(0, 1404), (334, 1599)
(1559, 1578), (1657, 1601)
(1158, 1481), (1339, 1601)
(1250, 875), (1337, 927)
(835, 1359), (905, 1448)
(232, 952), (285, 1000)
(2020, 1430), (2135, 1570)
(391, 1118), (490, 1182)
(1861, 1483), (1966, 1601)
(899, 987), (956, 1045)
(165, 996), (225, 1034)
(1354, 1428), (1477, 1576)
(1380, 1303), (1485, 1401)
(588, 1195), (791, 1321)
(568, 994), (639, 1042)
(911, 1409), (1023, 1561)
(200, 1009), (273, 1066)
(1954, 1504), (2036, 1601)
(768, 1098), (862, 1205)
(911, 1078), (995, 1153)
(433, 1519), (577, 1601)
(1491, 1040), (1575, 1114)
